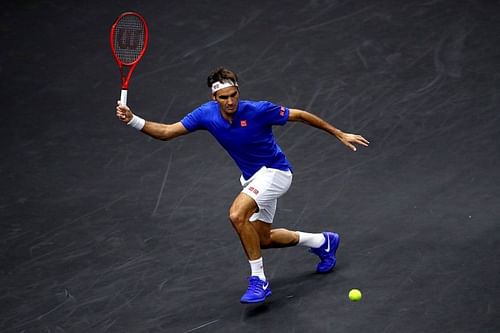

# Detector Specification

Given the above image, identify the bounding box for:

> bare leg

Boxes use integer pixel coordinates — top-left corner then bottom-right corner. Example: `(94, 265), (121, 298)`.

(252, 221), (300, 249)
(228, 192), (262, 260)
(229, 193), (304, 254)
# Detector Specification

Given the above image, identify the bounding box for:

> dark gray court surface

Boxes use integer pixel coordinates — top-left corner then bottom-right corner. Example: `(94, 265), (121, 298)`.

(2, 0), (500, 332)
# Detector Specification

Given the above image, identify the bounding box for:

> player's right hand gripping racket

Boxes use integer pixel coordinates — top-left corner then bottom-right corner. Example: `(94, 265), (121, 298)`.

(110, 12), (149, 105)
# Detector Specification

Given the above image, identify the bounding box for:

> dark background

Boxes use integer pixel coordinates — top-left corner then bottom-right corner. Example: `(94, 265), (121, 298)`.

(1, 0), (499, 332)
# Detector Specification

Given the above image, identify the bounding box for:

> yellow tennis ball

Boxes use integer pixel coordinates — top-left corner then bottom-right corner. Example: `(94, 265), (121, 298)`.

(348, 289), (362, 302)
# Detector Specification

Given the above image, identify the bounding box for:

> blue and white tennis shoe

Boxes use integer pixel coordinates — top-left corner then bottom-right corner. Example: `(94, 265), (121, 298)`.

(240, 276), (272, 303)
(310, 232), (340, 273)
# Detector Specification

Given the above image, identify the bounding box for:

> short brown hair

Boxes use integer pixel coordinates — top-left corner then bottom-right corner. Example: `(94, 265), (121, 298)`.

(207, 67), (238, 88)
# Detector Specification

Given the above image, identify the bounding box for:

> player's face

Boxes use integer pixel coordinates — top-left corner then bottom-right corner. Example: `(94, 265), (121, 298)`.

(213, 86), (239, 116)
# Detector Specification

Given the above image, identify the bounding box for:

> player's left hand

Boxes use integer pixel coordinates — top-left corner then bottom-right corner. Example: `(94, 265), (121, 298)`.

(338, 132), (370, 152)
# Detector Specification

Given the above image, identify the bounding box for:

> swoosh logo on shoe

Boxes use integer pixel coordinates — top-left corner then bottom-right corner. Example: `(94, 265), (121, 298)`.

(262, 282), (269, 290)
(325, 234), (331, 253)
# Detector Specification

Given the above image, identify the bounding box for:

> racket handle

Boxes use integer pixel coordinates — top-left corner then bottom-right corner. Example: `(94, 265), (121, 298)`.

(120, 89), (128, 105)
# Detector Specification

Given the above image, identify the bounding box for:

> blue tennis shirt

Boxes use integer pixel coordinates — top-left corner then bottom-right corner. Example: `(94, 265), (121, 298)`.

(181, 100), (293, 180)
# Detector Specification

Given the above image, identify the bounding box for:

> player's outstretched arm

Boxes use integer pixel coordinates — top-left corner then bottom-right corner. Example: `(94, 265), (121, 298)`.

(115, 101), (189, 141)
(288, 108), (369, 151)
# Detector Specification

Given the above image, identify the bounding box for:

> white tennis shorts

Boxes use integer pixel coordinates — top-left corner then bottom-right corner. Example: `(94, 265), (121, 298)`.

(240, 166), (293, 223)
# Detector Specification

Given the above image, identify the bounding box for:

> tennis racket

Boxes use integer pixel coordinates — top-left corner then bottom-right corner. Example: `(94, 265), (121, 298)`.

(110, 12), (149, 105)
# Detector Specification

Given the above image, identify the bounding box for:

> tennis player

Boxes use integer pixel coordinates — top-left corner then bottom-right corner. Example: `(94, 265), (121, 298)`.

(115, 67), (369, 303)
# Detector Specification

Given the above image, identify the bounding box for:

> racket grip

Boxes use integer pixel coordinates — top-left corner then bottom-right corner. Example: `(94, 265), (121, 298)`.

(120, 89), (128, 105)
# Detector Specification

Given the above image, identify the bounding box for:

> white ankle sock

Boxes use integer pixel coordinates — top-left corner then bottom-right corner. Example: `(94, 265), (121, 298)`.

(249, 257), (266, 281)
(297, 231), (325, 248)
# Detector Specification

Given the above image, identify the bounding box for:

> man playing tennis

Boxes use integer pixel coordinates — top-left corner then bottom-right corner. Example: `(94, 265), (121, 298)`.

(115, 67), (369, 304)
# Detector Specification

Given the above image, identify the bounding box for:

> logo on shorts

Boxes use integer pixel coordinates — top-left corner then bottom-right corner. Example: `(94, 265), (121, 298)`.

(248, 186), (259, 195)
(240, 120), (247, 127)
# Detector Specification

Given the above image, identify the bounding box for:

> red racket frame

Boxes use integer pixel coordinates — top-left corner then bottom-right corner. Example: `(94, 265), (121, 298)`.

(110, 12), (149, 105)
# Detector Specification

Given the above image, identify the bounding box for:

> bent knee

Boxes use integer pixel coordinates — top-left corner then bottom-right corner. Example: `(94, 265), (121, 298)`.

(228, 210), (246, 229)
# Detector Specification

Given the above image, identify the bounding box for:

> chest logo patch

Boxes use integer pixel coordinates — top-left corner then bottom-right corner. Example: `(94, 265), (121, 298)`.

(240, 120), (248, 127)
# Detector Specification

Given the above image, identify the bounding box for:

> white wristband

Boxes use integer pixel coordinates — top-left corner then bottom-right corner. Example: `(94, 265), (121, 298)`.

(127, 115), (145, 130)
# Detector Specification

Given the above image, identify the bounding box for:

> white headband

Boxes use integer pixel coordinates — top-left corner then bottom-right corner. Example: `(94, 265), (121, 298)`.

(211, 80), (238, 94)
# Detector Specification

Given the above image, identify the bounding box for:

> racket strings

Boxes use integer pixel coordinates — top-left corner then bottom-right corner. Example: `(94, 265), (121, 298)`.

(113, 15), (146, 64)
